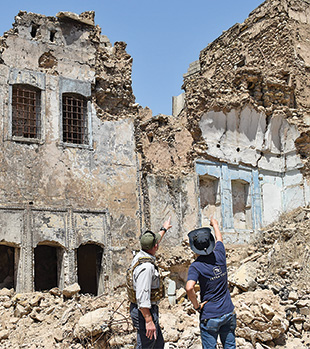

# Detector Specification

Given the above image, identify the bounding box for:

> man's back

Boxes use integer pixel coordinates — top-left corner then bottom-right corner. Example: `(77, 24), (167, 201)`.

(187, 241), (234, 320)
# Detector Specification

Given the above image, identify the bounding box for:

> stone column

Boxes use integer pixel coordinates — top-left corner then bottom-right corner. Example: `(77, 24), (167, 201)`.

(18, 206), (33, 292)
(64, 207), (77, 288)
(251, 169), (262, 230)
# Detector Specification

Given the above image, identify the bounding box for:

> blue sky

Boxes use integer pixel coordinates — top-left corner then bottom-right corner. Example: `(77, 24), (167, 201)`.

(0, 0), (263, 115)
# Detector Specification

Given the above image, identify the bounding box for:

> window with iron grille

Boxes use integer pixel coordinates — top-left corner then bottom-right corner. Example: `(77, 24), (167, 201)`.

(62, 94), (88, 145)
(12, 85), (41, 139)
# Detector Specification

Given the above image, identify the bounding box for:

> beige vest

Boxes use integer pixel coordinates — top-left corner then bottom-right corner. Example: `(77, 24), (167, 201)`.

(126, 256), (165, 304)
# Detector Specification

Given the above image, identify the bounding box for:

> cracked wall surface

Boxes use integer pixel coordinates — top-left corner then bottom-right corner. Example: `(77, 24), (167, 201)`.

(179, 0), (310, 232)
(137, 0), (310, 245)
(0, 11), (139, 292)
(2, 0), (310, 293)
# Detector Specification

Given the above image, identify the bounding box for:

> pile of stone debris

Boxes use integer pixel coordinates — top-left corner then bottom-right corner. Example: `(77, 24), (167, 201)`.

(0, 207), (309, 348)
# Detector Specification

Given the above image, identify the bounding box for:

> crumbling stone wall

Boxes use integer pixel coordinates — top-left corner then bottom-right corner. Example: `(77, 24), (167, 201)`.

(136, 0), (310, 245)
(134, 107), (198, 246)
(2, 0), (310, 293)
(183, 0), (310, 169)
(182, 0), (310, 231)
(0, 11), (140, 292)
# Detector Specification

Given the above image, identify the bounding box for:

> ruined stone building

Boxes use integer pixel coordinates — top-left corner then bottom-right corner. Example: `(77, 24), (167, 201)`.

(1, 0), (310, 293)
(0, 11), (139, 294)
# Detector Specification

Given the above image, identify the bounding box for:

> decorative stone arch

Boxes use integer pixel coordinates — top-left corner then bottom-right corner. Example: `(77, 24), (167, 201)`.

(76, 242), (104, 296)
(34, 240), (66, 292)
(0, 242), (20, 291)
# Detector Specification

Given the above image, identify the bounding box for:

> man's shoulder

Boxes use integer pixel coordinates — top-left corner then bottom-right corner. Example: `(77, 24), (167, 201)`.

(214, 241), (225, 253)
(189, 259), (201, 270)
(131, 252), (155, 270)
(133, 259), (155, 277)
(213, 241), (226, 261)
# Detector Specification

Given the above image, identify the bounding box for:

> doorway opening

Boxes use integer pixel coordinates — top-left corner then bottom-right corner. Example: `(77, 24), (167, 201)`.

(77, 244), (103, 296)
(34, 245), (61, 291)
(0, 245), (15, 289)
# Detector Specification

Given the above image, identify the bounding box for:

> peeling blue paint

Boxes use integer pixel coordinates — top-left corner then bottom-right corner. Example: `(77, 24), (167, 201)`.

(196, 159), (262, 233)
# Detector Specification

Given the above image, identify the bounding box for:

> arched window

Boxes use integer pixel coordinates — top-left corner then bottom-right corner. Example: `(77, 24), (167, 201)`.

(62, 93), (88, 145)
(12, 84), (41, 139)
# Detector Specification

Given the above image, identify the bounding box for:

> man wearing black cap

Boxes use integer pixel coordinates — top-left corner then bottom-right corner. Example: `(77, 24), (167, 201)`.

(129, 217), (172, 349)
(186, 218), (236, 349)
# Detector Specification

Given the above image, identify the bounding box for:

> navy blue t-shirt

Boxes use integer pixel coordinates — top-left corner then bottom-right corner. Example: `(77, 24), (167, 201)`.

(187, 241), (234, 320)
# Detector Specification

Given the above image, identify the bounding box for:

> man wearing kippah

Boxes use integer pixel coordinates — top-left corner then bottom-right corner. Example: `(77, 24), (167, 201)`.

(129, 217), (172, 349)
(186, 218), (236, 349)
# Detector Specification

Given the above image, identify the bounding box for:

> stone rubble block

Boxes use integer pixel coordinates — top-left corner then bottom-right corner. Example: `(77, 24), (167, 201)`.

(229, 262), (258, 291)
(73, 307), (111, 339)
(0, 288), (14, 297)
(261, 303), (275, 319)
(14, 303), (31, 318)
(30, 309), (44, 322)
(49, 287), (62, 297)
(0, 330), (9, 340)
(63, 283), (81, 298)
(288, 291), (299, 301)
(29, 294), (43, 307)
(176, 287), (186, 302)
(234, 289), (289, 344)
(56, 11), (95, 26)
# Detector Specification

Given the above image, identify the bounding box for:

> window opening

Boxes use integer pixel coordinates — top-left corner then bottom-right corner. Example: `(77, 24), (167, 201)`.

(232, 180), (252, 230)
(77, 244), (103, 296)
(62, 94), (88, 145)
(50, 30), (56, 42)
(34, 245), (58, 291)
(12, 85), (41, 139)
(0, 245), (14, 289)
(31, 24), (39, 38)
(199, 175), (221, 227)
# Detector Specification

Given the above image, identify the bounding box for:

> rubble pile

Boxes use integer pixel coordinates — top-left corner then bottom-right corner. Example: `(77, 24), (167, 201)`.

(0, 207), (310, 348)
(0, 284), (135, 349)
(226, 206), (310, 348)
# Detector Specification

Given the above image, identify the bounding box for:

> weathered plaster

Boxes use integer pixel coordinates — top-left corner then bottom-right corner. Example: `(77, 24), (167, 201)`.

(0, 11), (140, 292)
(196, 159), (262, 243)
(2, 1), (310, 293)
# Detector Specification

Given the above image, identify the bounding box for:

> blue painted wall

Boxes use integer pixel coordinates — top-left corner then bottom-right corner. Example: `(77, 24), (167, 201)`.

(196, 159), (262, 233)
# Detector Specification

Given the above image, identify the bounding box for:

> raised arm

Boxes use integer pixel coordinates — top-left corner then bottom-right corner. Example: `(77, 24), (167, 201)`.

(210, 218), (223, 242)
(157, 216), (172, 243)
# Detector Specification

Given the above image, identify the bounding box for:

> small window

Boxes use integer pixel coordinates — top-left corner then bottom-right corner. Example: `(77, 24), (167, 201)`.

(62, 93), (88, 145)
(232, 180), (252, 230)
(199, 174), (221, 227)
(12, 85), (41, 139)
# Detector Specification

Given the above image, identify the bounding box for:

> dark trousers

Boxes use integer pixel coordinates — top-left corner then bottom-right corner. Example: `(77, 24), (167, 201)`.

(130, 303), (164, 349)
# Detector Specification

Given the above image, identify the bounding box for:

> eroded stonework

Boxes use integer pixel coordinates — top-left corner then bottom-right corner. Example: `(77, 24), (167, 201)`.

(1, 0), (310, 293)
(0, 11), (139, 293)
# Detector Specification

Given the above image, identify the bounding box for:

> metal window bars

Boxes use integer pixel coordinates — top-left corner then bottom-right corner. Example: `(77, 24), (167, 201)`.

(62, 94), (88, 145)
(12, 85), (41, 139)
